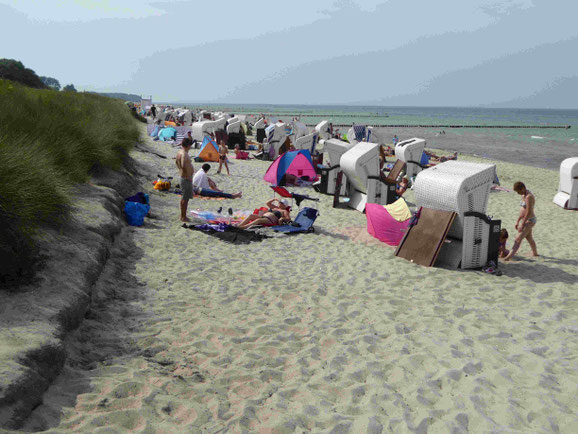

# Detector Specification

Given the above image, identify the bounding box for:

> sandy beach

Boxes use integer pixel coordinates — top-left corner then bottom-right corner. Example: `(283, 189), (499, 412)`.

(21, 125), (577, 433)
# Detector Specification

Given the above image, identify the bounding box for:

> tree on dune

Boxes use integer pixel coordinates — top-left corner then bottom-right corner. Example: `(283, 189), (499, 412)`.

(62, 84), (77, 92)
(40, 76), (61, 91)
(0, 58), (47, 89)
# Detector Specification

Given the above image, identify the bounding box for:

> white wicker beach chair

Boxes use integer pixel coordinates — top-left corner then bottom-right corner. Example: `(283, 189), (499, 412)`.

(226, 117), (241, 135)
(414, 161), (497, 269)
(294, 133), (318, 154)
(191, 118), (227, 141)
(395, 138), (426, 178)
(264, 122), (289, 160)
(315, 120), (331, 140)
(553, 157), (578, 210)
(254, 118), (265, 129)
(322, 139), (357, 195)
(340, 141), (390, 212)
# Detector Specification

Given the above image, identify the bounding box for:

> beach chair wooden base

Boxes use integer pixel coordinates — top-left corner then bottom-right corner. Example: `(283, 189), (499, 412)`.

(332, 171), (343, 208)
(394, 208), (457, 267)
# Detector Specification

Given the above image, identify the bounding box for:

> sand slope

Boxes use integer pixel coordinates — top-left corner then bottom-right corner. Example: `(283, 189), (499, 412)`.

(22, 127), (578, 433)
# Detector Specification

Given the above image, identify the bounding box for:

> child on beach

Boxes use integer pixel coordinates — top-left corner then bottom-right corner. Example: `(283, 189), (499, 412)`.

(498, 229), (510, 258)
(217, 140), (230, 175)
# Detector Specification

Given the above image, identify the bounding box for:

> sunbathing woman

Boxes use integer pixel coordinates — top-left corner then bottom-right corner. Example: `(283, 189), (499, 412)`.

(504, 181), (539, 261)
(425, 150), (458, 162)
(236, 199), (291, 229)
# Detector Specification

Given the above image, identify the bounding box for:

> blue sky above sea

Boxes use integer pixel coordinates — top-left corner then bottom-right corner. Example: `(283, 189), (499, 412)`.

(1, 0), (577, 108)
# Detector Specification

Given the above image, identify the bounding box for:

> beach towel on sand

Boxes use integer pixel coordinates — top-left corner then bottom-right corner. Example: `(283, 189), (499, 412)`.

(365, 203), (411, 246)
(383, 198), (412, 222)
(190, 209), (251, 224)
(183, 223), (269, 244)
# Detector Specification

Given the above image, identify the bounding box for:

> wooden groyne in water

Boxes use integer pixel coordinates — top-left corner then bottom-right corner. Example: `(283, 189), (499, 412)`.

(304, 124), (572, 129)
(234, 113), (570, 129)
(237, 112), (389, 118)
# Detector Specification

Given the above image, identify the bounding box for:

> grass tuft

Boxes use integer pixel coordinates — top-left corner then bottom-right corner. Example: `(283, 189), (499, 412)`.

(0, 79), (141, 287)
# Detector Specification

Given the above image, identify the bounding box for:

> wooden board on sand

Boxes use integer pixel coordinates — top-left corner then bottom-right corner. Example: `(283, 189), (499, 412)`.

(394, 208), (457, 267)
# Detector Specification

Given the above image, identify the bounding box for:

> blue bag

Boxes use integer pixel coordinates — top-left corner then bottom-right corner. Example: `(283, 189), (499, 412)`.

(124, 201), (150, 226)
(125, 192), (149, 205)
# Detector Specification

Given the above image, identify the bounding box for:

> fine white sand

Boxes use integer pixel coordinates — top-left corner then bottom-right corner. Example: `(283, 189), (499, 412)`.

(23, 127), (578, 433)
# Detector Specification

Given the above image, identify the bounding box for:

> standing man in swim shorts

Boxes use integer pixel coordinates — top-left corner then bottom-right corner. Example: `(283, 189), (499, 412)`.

(176, 137), (194, 222)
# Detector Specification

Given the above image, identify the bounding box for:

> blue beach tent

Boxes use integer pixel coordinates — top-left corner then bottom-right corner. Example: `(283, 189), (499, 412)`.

(158, 127), (177, 141)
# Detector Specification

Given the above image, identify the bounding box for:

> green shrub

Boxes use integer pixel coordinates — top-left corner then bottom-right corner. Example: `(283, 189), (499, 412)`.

(0, 79), (141, 287)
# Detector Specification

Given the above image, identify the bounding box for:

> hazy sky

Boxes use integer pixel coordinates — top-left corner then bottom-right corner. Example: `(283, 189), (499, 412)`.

(2, 0), (577, 107)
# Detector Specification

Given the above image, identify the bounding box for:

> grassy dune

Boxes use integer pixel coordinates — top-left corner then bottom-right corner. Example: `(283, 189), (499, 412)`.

(0, 80), (141, 285)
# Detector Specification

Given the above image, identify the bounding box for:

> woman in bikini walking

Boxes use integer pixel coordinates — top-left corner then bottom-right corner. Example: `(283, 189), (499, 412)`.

(504, 181), (539, 261)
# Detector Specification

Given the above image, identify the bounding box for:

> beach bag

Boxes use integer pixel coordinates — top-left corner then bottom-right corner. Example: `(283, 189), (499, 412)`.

(125, 192), (149, 205)
(124, 201), (150, 226)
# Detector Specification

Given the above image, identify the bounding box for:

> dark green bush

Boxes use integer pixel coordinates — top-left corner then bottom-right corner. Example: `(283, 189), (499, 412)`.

(0, 59), (47, 89)
(0, 79), (141, 287)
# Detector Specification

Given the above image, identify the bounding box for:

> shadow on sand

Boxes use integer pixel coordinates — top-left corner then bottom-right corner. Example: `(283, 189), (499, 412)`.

(21, 228), (148, 432)
(502, 258), (578, 285)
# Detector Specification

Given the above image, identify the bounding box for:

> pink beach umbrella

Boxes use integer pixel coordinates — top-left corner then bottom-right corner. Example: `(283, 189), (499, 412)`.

(365, 203), (411, 246)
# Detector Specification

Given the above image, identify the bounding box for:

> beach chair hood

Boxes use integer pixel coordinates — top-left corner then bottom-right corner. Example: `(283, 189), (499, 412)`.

(263, 150), (319, 186)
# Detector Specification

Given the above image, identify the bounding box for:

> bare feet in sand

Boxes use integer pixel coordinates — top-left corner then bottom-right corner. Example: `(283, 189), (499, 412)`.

(180, 217), (191, 223)
(232, 192), (242, 199)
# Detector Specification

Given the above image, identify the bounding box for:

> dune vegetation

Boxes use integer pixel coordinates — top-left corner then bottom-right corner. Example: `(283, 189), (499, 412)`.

(0, 79), (141, 286)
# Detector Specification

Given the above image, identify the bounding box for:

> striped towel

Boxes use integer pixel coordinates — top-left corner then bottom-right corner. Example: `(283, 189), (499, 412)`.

(353, 125), (366, 142)
(176, 126), (192, 143)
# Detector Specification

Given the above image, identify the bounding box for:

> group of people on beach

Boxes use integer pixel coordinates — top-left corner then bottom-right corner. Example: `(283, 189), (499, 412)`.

(175, 137), (242, 222)
(177, 129), (539, 262)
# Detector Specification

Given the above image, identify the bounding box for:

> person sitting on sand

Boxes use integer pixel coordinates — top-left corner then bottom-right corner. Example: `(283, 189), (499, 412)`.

(176, 137), (194, 222)
(193, 164), (242, 199)
(236, 199), (291, 229)
(235, 145), (250, 160)
(217, 140), (230, 175)
(504, 181), (539, 261)
(498, 228), (510, 258)
(396, 175), (410, 198)
(424, 150), (458, 162)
